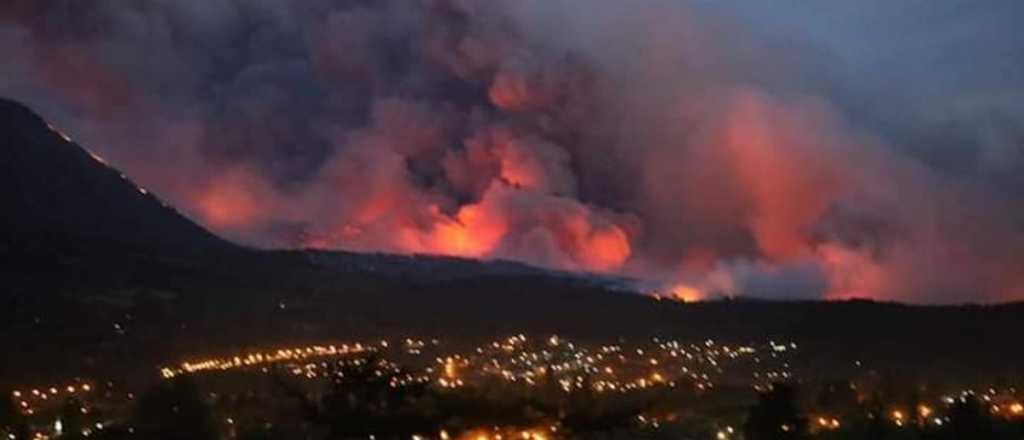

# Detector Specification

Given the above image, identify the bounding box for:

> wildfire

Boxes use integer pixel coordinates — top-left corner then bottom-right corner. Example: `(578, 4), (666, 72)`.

(193, 169), (270, 229)
(429, 204), (507, 258)
(818, 244), (888, 301)
(10, 0), (1024, 305)
(669, 284), (705, 303)
(400, 203), (508, 258)
(577, 225), (632, 273)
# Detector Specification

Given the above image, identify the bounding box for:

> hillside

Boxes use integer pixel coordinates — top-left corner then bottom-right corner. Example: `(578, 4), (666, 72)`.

(0, 98), (1022, 387)
(0, 98), (247, 292)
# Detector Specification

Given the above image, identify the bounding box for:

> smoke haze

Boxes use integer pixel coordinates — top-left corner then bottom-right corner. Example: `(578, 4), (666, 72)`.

(2, 0), (1022, 303)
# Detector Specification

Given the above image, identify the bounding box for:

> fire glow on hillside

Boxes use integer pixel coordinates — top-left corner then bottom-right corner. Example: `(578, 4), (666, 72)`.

(5, 1), (1024, 303)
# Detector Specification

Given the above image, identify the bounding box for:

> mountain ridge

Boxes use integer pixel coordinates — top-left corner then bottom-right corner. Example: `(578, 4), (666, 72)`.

(0, 97), (629, 294)
(0, 97), (236, 257)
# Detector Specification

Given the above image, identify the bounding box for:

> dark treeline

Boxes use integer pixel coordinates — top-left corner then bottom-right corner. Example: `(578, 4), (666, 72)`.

(745, 383), (1024, 440)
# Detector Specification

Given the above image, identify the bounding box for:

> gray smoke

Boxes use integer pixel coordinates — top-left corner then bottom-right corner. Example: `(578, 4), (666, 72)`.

(2, 0), (1022, 303)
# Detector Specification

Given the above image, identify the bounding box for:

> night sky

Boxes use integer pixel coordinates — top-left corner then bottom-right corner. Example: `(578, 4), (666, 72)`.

(2, 0), (1022, 303)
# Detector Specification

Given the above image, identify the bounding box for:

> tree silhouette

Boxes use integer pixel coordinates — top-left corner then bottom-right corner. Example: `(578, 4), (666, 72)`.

(275, 354), (662, 439)
(237, 426), (287, 440)
(945, 395), (993, 440)
(555, 381), (655, 436)
(815, 380), (858, 416)
(277, 355), (438, 439)
(58, 397), (87, 439)
(430, 383), (541, 433)
(130, 376), (220, 440)
(859, 393), (893, 440)
(1, 391), (17, 429)
(744, 383), (807, 440)
(87, 425), (135, 440)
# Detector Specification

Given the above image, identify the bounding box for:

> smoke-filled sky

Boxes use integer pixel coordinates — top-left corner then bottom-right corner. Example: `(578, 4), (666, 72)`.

(2, 0), (1023, 303)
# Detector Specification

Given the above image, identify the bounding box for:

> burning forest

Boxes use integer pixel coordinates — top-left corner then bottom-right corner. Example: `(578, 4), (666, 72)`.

(2, 0), (1024, 304)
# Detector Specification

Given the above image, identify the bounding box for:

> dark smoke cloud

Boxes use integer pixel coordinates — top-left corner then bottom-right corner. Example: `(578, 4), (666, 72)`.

(1, 0), (1022, 303)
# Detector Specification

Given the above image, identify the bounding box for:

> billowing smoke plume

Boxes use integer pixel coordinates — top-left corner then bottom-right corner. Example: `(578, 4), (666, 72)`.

(2, 0), (1023, 303)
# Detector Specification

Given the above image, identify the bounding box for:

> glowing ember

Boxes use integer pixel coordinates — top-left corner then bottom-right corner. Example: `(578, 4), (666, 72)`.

(669, 284), (704, 303)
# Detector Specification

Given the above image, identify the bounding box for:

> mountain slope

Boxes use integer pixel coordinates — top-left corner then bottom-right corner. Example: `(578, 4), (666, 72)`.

(0, 98), (234, 257)
(0, 97), (611, 292)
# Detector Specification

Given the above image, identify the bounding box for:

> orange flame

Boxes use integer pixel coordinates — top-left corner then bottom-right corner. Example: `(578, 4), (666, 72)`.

(669, 284), (705, 302)
(578, 225), (632, 272)
(193, 170), (269, 229)
(398, 203), (509, 258)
